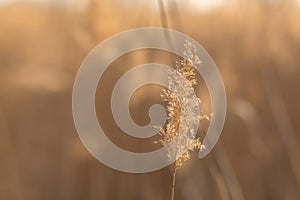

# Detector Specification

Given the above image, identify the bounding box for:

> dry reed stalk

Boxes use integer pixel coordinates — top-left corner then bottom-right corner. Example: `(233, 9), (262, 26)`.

(156, 2), (208, 199)
(155, 41), (207, 200)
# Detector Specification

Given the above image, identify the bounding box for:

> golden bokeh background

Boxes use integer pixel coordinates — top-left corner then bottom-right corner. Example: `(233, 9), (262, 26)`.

(0, 0), (300, 199)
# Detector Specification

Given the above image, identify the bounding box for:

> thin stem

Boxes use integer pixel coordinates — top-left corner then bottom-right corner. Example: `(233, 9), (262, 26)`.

(171, 165), (177, 200)
(157, 0), (169, 28)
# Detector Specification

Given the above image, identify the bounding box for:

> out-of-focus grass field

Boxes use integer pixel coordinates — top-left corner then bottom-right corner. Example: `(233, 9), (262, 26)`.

(1, 0), (300, 199)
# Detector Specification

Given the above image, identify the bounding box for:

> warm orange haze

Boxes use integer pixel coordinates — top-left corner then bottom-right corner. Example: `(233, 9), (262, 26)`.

(0, 0), (300, 199)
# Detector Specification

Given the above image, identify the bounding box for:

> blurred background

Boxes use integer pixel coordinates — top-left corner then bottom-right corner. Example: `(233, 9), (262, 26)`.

(1, 0), (300, 199)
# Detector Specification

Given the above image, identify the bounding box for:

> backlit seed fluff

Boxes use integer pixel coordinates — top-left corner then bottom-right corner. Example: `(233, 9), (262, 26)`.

(156, 41), (208, 168)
